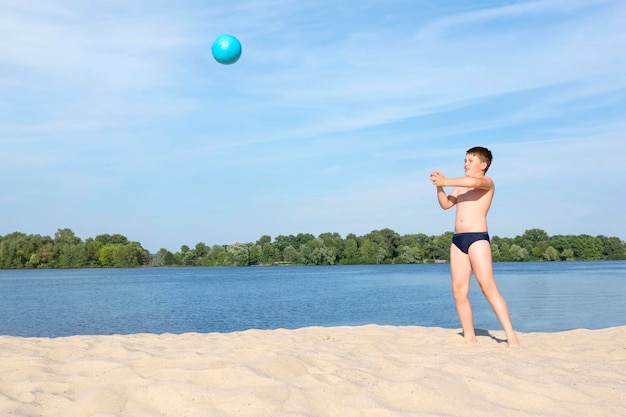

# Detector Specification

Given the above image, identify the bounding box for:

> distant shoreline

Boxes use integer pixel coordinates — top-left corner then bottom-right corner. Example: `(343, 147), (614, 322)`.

(1, 228), (624, 269)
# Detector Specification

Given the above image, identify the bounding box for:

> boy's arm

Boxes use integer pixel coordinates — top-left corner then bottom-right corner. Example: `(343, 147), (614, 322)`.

(430, 170), (458, 210)
(436, 186), (457, 210)
(431, 171), (493, 191)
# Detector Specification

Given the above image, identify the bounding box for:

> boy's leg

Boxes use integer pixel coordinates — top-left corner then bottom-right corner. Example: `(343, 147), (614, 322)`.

(468, 240), (520, 347)
(449, 244), (477, 343)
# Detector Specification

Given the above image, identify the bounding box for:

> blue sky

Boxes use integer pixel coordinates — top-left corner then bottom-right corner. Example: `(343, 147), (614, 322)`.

(2, 0), (625, 253)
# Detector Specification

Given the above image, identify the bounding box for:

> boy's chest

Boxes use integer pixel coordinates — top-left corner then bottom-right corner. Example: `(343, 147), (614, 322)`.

(456, 187), (487, 202)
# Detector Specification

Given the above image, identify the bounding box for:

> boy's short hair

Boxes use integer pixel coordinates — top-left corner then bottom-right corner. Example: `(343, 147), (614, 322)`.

(467, 146), (493, 172)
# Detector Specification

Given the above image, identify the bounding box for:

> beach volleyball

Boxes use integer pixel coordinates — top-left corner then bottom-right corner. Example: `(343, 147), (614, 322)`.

(212, 34), (242, 65)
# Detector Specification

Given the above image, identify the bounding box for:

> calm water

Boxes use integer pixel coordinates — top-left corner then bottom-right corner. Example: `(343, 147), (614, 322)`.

(0, 262), (624, 337)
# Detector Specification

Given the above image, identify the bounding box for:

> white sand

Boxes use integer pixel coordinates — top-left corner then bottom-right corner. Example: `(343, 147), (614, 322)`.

(0, 325), (624, 417)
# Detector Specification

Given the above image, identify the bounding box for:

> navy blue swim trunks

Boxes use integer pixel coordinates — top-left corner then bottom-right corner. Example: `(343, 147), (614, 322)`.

(452, 232), (490, 254)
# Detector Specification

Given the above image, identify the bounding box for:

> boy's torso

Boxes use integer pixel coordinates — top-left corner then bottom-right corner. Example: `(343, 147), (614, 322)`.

(453, 187), (493, 233)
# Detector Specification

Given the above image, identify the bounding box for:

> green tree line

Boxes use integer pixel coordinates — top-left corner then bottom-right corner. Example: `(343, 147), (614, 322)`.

(0, 229), (149, 269)
(1, 228), (624, 269)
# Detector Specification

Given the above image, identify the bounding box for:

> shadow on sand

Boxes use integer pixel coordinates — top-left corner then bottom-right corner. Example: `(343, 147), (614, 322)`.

(458, 329), (507, 344)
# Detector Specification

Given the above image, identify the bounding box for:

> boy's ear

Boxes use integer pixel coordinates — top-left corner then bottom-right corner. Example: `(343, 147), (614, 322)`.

(480, 161), (488, 171)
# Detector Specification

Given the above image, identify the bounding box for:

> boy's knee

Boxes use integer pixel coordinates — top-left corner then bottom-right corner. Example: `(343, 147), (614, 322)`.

(480, 286), (500, 300)
(452, 288), (470, 302)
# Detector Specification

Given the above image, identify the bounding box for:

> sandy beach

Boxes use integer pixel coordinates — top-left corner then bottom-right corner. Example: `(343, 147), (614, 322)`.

(0, 325), (624, 417)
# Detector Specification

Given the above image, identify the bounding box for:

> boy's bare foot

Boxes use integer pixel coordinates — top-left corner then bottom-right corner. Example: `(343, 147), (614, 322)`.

(506, 333), (521, 348)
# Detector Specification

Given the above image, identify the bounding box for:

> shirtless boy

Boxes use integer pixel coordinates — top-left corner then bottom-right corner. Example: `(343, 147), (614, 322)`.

(430, 146), (520, 347)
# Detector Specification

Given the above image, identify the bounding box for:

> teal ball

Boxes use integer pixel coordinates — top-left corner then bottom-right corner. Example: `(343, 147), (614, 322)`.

(212, 34), (242, 65)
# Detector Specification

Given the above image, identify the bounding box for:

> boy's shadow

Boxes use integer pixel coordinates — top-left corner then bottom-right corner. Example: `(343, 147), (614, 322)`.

(458, 329), (507, 344)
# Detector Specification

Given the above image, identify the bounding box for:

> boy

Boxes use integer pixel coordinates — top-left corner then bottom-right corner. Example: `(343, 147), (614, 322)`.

(430, 146), (520, 347)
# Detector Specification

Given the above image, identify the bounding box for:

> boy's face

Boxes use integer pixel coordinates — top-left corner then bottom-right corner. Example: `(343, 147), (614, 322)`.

(464, 153), (487, 176)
